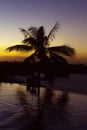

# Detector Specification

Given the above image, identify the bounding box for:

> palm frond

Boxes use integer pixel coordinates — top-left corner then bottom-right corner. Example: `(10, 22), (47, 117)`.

(48, 45), (75, 57)
(5, 45), (33, 52)
(24, 52), (37, 63)
(28, 26), (38, 38)
(47, 22), (60, 43)
(19, 28), (31, 38)
(22, 37), (37, 46)
(50, 52), (67, 63)
(37, 26), (45, 37)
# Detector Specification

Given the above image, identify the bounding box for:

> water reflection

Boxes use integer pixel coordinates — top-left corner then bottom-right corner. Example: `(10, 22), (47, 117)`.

(17, 88), (31, 115)
(0, 83), (87, 130)
(16, 85), (70, 130)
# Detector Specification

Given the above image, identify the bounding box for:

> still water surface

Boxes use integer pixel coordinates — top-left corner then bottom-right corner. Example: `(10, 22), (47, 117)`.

(0, 83), (87, 130)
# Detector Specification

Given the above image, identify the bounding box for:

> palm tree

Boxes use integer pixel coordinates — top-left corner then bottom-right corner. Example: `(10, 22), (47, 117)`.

(6, 22), (75, 76)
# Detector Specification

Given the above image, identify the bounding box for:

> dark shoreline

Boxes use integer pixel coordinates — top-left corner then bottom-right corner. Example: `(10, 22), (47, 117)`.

(0, 74), (87, 96)
(0, 62), (87, 76)
(0, 61), (87, 96)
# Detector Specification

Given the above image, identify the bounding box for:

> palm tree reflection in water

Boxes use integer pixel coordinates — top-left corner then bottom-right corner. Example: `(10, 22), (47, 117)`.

(16, 86), (69, 130)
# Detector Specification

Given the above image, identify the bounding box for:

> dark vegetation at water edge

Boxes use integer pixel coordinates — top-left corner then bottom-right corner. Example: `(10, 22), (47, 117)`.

(0, 61), (69, 82)
(69, 64), (87, 74)
(0, 61), (87, 82)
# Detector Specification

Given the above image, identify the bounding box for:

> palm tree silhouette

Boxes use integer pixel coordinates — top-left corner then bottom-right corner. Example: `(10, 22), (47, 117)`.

(6, 22), (75, 62)
(6, 23), (75, 77)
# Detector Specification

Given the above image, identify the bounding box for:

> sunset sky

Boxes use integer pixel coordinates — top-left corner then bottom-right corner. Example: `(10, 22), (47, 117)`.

(0, 0), (87, 64)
